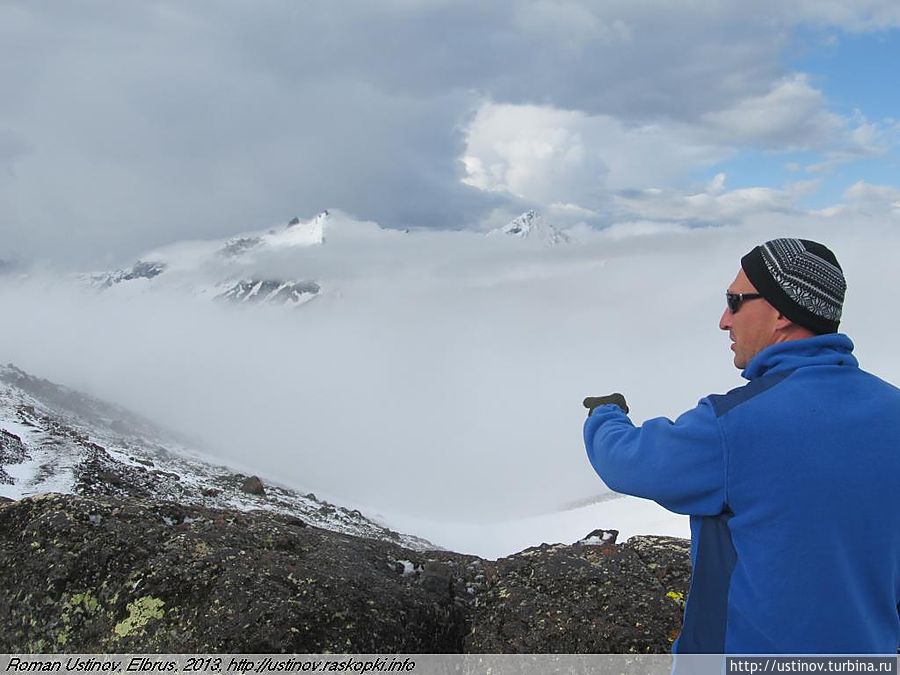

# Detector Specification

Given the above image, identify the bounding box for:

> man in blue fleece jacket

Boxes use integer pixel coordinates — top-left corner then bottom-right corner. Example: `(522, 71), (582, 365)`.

(583, 238), (900, 654)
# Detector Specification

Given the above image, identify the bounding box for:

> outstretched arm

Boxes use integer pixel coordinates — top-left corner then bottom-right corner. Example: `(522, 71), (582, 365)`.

(583, 399), (727, 516)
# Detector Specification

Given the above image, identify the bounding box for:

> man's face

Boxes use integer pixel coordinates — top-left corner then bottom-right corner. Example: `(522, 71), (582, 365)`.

(719, 269), (780, 369)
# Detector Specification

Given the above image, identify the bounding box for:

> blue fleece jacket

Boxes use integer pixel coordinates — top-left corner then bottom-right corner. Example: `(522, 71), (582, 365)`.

(583, 334), (900, 654)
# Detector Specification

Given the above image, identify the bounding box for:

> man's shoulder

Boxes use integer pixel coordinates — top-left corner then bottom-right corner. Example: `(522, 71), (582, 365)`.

(706, 370), (794, 419)
(708, 362), (900, 419)
(852, 366), (900, 404)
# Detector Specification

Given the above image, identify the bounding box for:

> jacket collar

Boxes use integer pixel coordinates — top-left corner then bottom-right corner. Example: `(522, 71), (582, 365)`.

(742, 333), (857, 381)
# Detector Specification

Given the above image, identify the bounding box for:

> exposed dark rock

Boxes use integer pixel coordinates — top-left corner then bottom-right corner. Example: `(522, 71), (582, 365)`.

(215, 279), (320, 305)
(0, 494), (474, 653)
(0, 493), (689, 653)
(272, 513), (306, 529)
(75, 447), (157, 500)
(465, 537), (686, 653)
(123, 261), (167, 282)
(578, 527), (619, 549)
(624, 535), (692, 601)
(91, 261), (167, 289)
(0, 429), (27, 459)
(0, 429), (28, 485)
(241, 475), (266, 496)
(270, 282), (319, 305)
(288, 217), (301, 226)
(219, 237), (262, 258)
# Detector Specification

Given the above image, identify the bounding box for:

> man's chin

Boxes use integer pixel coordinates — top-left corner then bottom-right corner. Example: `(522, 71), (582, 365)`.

(730, 344), (743, 368)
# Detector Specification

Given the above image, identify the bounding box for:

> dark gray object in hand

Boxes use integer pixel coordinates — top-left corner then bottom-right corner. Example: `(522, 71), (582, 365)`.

(583, 393), (629, 415)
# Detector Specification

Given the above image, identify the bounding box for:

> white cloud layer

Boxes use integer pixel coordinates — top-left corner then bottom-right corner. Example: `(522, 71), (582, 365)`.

(612, 177), (823, 225)
(816, 181), (900, 217)
(3, 1), (900, 554)
(3, 205), (900, 555)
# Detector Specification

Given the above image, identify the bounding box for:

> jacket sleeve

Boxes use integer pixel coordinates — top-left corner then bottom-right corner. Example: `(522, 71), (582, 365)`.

(583, 400), (727, 516)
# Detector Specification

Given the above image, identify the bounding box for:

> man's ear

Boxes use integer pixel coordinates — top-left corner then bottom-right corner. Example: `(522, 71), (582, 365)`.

(775, 312), (816, 339)
(774, 313), (794, 331)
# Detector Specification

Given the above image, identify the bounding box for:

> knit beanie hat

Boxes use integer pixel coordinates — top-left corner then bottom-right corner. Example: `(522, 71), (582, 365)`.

(740, 238), (846, 334)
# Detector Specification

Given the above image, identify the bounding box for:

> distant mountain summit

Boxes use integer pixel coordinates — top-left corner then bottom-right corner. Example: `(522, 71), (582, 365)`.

(264, 209), (329, 248)
(220, 210), (329, 258)
(82, 211), (336, 307)
(491, 210), (571, 245)
(78, 209), (577, 309)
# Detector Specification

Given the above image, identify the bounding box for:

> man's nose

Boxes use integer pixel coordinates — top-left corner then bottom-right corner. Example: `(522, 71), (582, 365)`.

(719, 307), (732, 331)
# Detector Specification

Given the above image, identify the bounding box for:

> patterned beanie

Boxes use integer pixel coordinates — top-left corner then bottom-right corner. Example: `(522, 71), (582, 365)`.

(740, 238), (846, 334)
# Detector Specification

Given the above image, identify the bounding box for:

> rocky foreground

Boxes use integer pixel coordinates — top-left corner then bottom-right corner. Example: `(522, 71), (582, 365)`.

(0, 493), (690, 653)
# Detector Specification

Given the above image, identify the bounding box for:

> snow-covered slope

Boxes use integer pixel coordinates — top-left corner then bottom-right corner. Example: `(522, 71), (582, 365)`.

(0, 363), (433, 550)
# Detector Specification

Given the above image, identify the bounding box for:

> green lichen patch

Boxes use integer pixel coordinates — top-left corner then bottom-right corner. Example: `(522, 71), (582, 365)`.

(56, 627), (70, 646)
(66, 591), (100, 614)
(666, 591), (684, 603)
(113, 596), (165, 638)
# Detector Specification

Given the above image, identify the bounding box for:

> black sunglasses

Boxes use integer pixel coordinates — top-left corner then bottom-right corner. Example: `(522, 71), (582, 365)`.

(726, 292), (764, 313)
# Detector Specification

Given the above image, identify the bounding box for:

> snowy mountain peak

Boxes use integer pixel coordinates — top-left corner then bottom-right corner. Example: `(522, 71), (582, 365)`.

(503, 210), (539, 236)
(493, 211), (571, 245)
(287, 210), (329, 230)
(264, 210), (329, 248)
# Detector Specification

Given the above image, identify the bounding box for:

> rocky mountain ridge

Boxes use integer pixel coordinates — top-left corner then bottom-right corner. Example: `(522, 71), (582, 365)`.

(0, 363), (431, 550)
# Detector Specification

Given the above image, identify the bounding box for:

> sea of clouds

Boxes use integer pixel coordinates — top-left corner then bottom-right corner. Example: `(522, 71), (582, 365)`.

(2, 212), (899, 556)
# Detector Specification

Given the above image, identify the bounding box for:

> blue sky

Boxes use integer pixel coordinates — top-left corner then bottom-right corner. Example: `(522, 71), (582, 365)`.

(789, 27), (900, 120)
(719, 26), (900, 210)
(792, 28), (900, 209)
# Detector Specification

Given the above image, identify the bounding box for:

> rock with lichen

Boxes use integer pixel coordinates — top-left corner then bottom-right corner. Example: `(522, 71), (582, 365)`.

(0, 493), (689, 653)
(0, 493), (475, 653)
(465, 531), (689, 652)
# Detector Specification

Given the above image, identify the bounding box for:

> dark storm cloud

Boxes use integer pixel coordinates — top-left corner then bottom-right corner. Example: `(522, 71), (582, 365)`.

(0, 2), (509, 265)
(199, 0), (787, 120)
